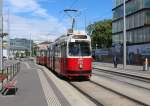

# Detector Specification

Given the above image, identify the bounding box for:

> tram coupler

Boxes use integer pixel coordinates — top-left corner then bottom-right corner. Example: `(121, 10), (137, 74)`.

(143, 58), (149, 71)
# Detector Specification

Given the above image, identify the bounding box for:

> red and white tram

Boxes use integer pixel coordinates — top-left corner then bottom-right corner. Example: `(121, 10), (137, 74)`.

(38, 30), (92, 79)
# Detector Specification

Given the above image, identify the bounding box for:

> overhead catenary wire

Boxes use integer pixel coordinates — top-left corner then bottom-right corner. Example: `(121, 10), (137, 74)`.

(59, 0), (80, 29)
(69, 0), (79, 9)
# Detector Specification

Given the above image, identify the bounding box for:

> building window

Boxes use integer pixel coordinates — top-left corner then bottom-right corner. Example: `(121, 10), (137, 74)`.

(144, 0), (150, 8)
(113, 6), (123, 19)
(145, 11), (150, 25)
(113, 0), (144, 20)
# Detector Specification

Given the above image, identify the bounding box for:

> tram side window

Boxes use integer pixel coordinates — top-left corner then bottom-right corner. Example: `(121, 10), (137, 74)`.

(42, 51), (44, 56)
(40, 51), (43, 56)
(55, 46), (58, 57)
(37, 51), (40, 56)
(47, 49), (50, 57)
(44, 51), (47, 56)
(55, 45), (61, 57)
(59, 46), (61, 57)
(61, 44), (67, 58)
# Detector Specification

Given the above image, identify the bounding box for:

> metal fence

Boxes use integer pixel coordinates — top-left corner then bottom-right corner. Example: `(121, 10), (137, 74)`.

(0, 62), (20, 90)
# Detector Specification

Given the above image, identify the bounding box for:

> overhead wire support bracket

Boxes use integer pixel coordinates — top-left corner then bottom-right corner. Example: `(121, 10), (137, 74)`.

(64, 9), (78, 33)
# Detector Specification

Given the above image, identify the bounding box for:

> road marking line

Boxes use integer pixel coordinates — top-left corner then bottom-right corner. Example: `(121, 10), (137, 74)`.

(37, 69), (61, 106)
(24, 62), (30, 69)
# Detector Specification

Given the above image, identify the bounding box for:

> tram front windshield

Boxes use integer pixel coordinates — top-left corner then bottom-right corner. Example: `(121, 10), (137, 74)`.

(69, 42), (91, 56)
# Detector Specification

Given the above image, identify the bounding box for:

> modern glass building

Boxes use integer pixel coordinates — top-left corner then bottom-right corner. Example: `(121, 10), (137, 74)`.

(113, 0), (150, 44)
(10, 38), (33, 51)
(112, 0), (150, 64)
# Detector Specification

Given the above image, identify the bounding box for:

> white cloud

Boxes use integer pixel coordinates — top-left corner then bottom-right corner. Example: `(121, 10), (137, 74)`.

(4, 0), (67, 42)
(8, 14), (66, 41)
(7, 0), (49, 17)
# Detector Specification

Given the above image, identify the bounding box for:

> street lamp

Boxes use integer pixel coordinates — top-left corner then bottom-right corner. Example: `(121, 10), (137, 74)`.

(123, 0), (127, 69)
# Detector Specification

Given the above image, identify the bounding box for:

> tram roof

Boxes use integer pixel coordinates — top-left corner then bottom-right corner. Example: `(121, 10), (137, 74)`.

(55, 30), (88, 41)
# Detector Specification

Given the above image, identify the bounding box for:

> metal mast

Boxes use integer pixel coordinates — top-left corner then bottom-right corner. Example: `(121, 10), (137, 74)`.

(123, 0), (127, 69)
(0, 0), (3, 71)
(30, 33), (32, 57)
(7, 8), (10, 59)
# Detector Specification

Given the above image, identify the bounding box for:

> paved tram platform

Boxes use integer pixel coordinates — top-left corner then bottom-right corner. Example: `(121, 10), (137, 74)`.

(0, 62), (48, 106)
(93, 62), (150, 79)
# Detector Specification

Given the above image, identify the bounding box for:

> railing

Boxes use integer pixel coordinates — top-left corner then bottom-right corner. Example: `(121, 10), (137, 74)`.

(0, 62), (20, 90)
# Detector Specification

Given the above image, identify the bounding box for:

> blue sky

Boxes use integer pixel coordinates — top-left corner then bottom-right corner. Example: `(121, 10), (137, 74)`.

(4, 0), (113, 41)
(40, 0), (113, 21)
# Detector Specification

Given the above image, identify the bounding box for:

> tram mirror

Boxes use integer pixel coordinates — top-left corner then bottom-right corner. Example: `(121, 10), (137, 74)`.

(70, 39), (75, 42)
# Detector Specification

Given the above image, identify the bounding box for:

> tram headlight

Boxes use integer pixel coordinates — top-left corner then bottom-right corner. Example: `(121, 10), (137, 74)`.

(79, 64), (83, 69)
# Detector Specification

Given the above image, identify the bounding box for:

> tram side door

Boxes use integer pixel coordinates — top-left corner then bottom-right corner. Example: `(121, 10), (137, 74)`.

(61, 43), (67, 74)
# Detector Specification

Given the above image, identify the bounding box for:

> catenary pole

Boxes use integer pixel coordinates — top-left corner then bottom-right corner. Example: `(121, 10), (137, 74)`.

(30, 33), (32, 57)
(123, 0), (127, 69)
(0, 0), (3, 71)
(7, 8), (10, 59)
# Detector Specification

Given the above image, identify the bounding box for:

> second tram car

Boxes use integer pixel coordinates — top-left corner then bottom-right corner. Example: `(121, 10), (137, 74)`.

(36, 49), (47, 65)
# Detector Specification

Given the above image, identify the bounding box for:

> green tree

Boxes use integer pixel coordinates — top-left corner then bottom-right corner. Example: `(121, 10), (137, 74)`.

(21, 53), (24, 58)
(0, 33), (8, 48)
(16, 52), (19, 57)
(0, 33), (8, 38)
(25, 50), (30, 56)
(87, 19), (112, 49)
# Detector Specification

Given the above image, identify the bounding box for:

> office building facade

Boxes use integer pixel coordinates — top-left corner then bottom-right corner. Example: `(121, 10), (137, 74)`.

(112, 0), (150, 64)
(10, 38), (33, 51)
(113, 0), (150, 44)
(9, 38), (33, 57)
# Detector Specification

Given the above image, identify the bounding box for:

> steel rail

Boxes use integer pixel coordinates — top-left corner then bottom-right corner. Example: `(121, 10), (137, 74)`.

(93, 71), (150, 91)
(68, 81), (104, 106)
(93, 67), (150, 83)
(89, 80), (148, 106)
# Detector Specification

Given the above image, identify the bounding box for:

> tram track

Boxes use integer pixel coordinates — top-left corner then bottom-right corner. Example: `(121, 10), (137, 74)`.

(38, 62), (150, 105)
(69, 81), (104, 106)
(93, 67), (150, 83)
(89, 80), (148, 106)
(68, 80), (145, 106)
(93, 69), (150, 91)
